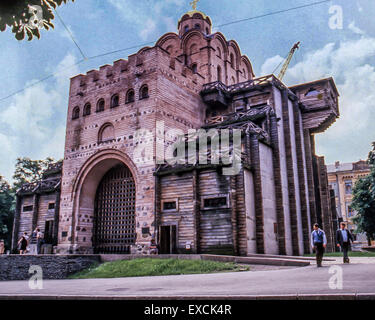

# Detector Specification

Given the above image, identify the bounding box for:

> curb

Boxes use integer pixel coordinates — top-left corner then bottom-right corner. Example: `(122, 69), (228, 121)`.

(0, 293), (374, 300)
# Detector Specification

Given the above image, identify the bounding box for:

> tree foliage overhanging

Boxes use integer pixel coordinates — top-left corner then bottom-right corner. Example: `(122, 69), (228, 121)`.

(352, 142), (375, 243)
(0, 0), (75, 41)
(13, 156), (55, 190)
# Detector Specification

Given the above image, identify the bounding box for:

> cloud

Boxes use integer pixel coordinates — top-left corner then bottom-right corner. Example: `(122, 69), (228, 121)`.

(348, 21), (365, 35)
(108, 0), (184, 40)
(260, 55), (284, 76)
(260, 37), (375, 164)
(0, 53), (80, 182)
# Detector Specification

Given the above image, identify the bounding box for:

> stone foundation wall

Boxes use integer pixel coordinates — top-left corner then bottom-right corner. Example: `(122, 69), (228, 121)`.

(0, 255), (100, 281)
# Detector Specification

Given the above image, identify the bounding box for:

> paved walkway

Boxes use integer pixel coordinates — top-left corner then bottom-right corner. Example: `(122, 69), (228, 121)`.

(0, 257), (374, 299)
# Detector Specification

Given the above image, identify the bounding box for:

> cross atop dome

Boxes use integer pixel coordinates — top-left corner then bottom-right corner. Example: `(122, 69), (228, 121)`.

(190, 0), (200, 11)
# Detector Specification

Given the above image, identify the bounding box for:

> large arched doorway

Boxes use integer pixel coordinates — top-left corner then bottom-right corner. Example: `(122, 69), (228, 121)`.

(93, 164), (136, 253)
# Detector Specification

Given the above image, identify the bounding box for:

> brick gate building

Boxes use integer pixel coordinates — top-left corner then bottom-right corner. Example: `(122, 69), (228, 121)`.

(12, 9), (339, 256)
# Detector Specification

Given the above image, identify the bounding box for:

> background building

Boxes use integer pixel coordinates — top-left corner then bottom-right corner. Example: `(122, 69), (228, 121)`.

(327, 160), (371, 246)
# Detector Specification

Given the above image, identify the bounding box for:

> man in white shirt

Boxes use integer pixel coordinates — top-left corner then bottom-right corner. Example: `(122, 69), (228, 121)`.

(310, 223), (327, 267)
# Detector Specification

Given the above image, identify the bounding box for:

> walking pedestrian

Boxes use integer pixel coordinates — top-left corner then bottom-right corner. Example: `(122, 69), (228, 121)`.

(336, 222), (354, 263)
(310, 223), (327, 267)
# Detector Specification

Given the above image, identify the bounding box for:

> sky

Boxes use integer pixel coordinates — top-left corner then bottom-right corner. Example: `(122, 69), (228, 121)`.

(0, 0), (374, 181)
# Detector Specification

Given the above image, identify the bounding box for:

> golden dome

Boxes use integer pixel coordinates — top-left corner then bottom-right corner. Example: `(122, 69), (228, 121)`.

(178, 10), (212, 28)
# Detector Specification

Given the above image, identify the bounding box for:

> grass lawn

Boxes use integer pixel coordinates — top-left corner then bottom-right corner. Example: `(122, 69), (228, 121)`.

(69, 258), (250, 279)
(304, 251), (375, 257)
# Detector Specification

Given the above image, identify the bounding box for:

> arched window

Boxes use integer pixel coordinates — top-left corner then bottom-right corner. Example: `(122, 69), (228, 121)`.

(194, 23), (201, 30)
(139, 85), (149, 100)
(98, 123), (115, 143)
(192, 63), (198, 74)
(216, 47), (222, 59)
(126, 89), (135, 103)
(83, 103), (91, 116)
(217, 66), (222, 82)
(230, 53), (235, 67)
(166, 45), (173, 55)
(206, 27), (210, 35)
(111, 94), (119, 108)
(72, 106), (80, 120)
(190, 43), (197, 55)
(96, 99), (105, 112)
(184, 25), (189, 33)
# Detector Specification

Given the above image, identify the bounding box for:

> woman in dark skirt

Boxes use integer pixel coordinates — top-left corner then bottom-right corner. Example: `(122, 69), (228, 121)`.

(17, 232), (29, 255)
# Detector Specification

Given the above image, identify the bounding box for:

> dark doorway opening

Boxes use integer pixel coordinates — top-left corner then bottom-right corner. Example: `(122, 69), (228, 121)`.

(44, 220), (54, 244)
(159, 225), (177, 254)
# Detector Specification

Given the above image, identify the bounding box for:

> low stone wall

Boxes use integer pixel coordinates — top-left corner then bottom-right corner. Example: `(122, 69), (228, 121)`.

(0, 255), (100, 281)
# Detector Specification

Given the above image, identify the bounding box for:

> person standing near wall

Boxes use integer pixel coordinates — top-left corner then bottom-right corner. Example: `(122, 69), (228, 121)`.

(336, 222), (354, 263)
(17, 233), (28, 255)
(29, 229), (38, 254)
(311, 223), (327, 267)
(36, 228), (44, 254)
(0, 240), (5, 254)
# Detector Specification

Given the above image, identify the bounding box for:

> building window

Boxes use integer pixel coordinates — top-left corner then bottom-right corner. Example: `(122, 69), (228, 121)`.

(161, 199), (178, 212)
(345, 180), (352, 194)
(230, 53), (235, 67)
(163, 201), (176, 211)
(347, 205), (355, 217)
(72, 106), (80, 120)
(83, 103), (91, 116)
(96, 99), (105, 112)
(126, 89), (135, 103)
(142, 227), (150, 235)
(216, 47), (222, 59)
(184, 25), (189, 33)
(217, 66), (222, 82)
(206, 27), (210, 35)
(202, 196), (229, 209)
(139, 85), (149, 100)
(194, 23), (201, 30)
(110, 94), (119, 108)
(204, 197), (227, 208)
(98, 123), (115, 143)
(23, 205), (33, 212)
(48, 203), (55, 210)
(192, 63), (198, 74)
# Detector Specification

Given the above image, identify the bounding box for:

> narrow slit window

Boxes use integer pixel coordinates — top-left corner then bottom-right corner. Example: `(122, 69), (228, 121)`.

(23, 205), (33, 212)
(163, 201), (177, 211)
(203, 197), (227, 209)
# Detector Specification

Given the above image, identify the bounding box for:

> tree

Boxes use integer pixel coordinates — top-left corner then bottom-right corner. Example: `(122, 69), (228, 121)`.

(352, 142), (375, 246)
(0, 176), (15, 250)
(0, 0), (75, 41)
(13, 157), (55, 190)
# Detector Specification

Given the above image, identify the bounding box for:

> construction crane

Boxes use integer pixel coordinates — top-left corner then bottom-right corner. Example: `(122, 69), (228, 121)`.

(277, 41), (301, 81)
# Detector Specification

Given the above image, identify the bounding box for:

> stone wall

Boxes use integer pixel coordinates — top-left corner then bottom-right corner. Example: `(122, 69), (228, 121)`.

(0, 255), (100, 281)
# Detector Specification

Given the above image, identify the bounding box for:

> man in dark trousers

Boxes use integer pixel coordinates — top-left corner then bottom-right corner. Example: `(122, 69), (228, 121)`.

(336, 222), (354, 263)
(310, 223), (327, 267)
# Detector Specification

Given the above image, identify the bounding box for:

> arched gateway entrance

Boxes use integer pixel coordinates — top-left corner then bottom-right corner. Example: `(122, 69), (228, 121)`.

(93, 164), (136, 253)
